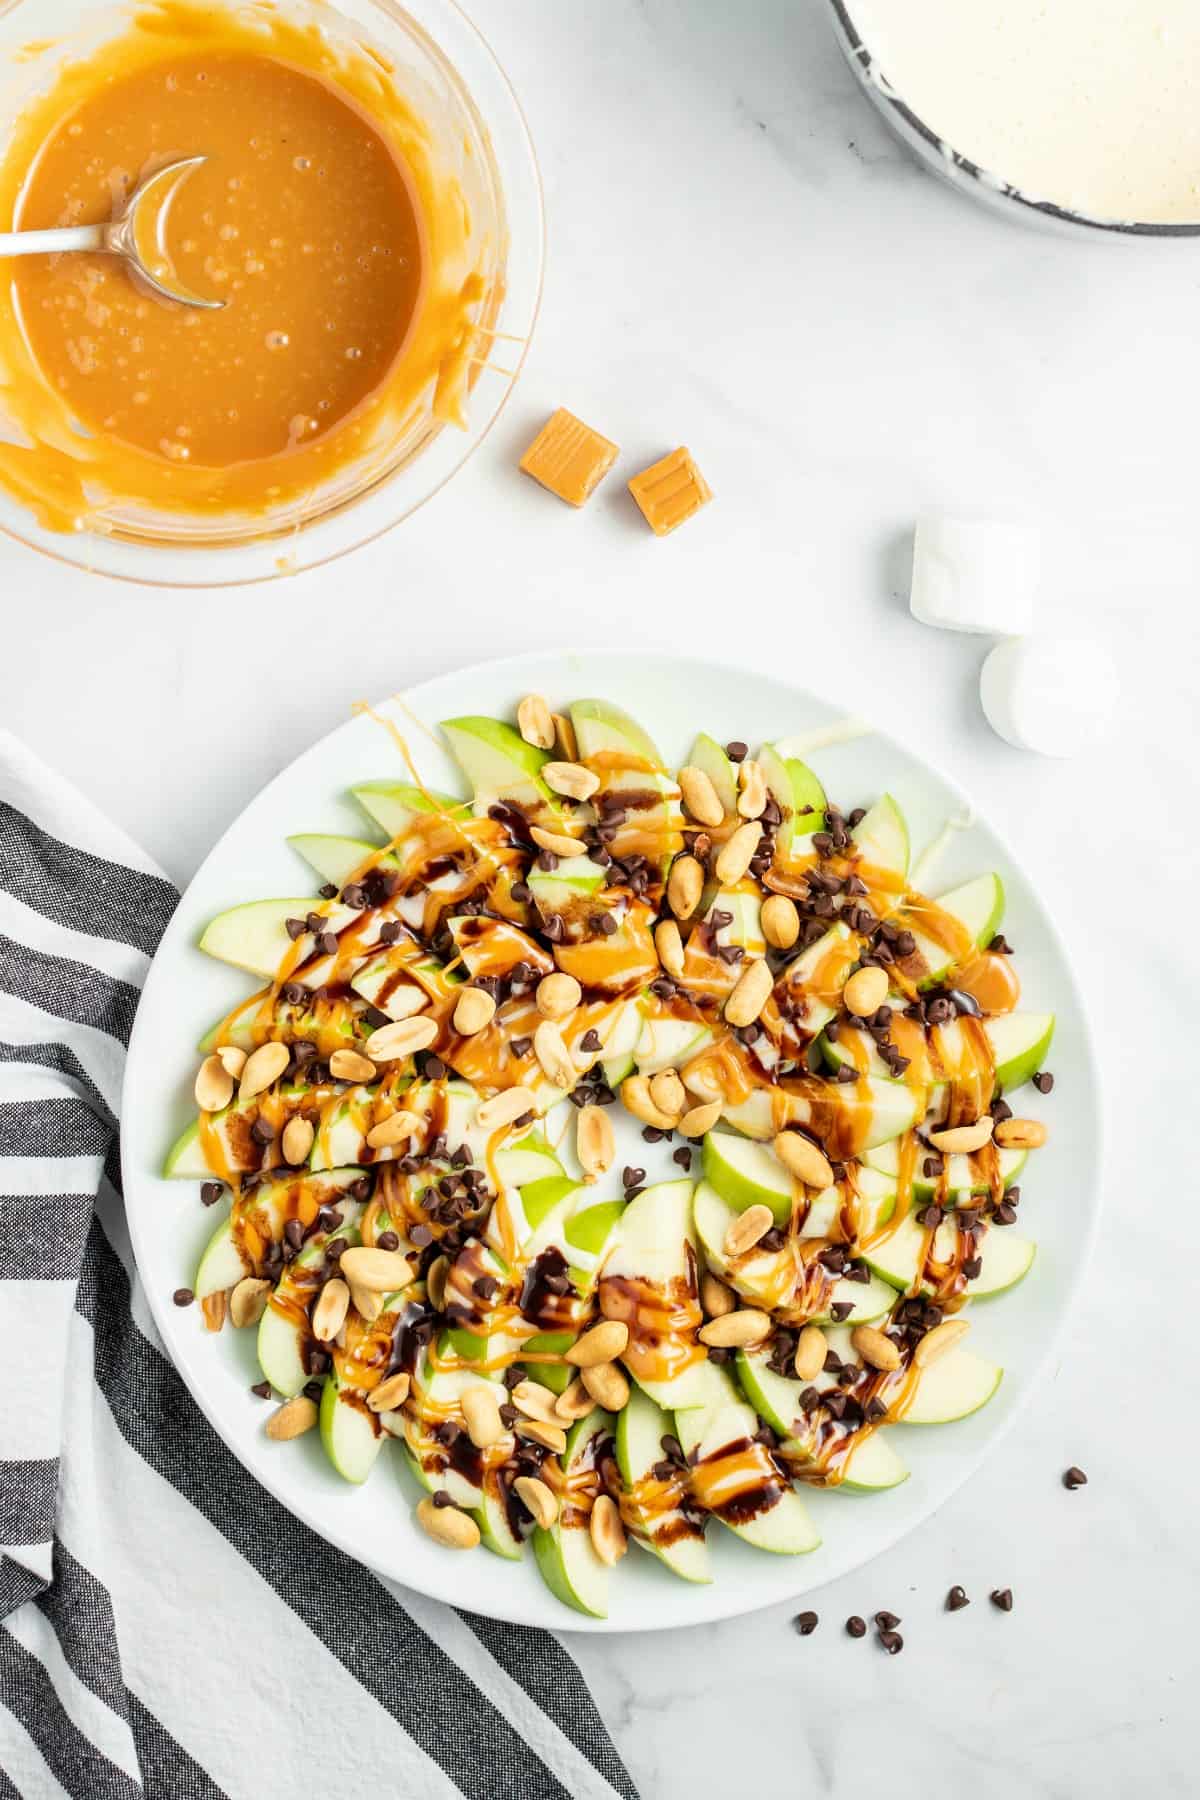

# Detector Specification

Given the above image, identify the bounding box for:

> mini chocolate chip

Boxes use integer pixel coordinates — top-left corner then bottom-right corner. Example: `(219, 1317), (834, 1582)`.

(792, 1611), (819, 1636)
(580, 1029), (603, 1052)
(993, 1202), (1017, 1226)
(424, 1056), (446, 1080)
(878, 1630), (903, 1655)
(836, 1065), (858, 1084)
(990, 1588), (1014, 1612)
(432, 1489), (454, 1509)
(285, 916), (307, 940)
(1033, 1071), (1055, 1094)
(989, 933), (1012, 953)
(377, 1230), (400, 1251)
(990, 1097), (1014, 1123)
(250, 1380), (272, 1399)
(846, 1615), (867, 1638)
(1063, 1465), (1088, 1490)
(317, 931), (339, 957)
(173, 1287), (193, 1306)
(200, 1181), (225, 1206)
(510, 1036), (532, 1059)
(725, 741), (748, 763)
(641, 1126), (666, 1143)
(961, 1256), (983, 1280)
(673, 1147), (693, 1169)
(830, 1302), (854, 1322)
(946, 1585), (970, 1611)
(874, 1610), (901, 1630)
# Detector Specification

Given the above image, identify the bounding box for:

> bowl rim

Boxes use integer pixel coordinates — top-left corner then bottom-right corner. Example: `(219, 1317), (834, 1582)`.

(0, 0), (546, 585)
(828, 0), (1200, 239)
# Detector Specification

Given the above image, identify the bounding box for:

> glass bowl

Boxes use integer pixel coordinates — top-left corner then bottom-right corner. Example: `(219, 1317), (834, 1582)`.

(0, 0), (543, 584)
(826, 0), (1200, 241)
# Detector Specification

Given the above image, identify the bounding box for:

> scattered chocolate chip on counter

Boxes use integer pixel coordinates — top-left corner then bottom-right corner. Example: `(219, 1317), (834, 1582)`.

(990, 1588), (1014, 1612)
(172, 1287), (193, 1306)
(946, 1585), (971, 1612)
(878, 1629), (904, 1655)
(1063, 1465), (1088, 1489)
(846, 1615), (867, 1639)
(793, 1610), (819, 1637)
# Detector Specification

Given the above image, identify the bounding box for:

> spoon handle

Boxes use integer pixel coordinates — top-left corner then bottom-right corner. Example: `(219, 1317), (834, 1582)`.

(0, 223), (107, 257)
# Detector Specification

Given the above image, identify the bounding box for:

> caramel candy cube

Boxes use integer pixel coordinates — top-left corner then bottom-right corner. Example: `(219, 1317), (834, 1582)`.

(519, 407), (618, 507)
(627, 447), (712, 536)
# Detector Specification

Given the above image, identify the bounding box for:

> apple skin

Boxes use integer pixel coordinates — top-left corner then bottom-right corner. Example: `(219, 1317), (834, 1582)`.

(687, 733), (737, 815)
(758, 745), (827, 850)
(350, 781), (468, 839)
(569, 699), (663, 769)
(531, 1408), (615, 1618)
(702, 1131), (792, 1224)
(900, 1349), (1003, 1424)
(440, 715), (553, 812)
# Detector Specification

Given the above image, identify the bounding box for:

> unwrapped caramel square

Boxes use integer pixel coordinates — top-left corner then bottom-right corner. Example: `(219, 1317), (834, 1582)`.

(519, 407), (618, 507)
(627, 447), (712, 536)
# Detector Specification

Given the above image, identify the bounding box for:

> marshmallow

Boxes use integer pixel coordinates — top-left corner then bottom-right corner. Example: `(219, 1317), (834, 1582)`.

(910, 516), (1039, 635)
(979, 635), (1118, 757)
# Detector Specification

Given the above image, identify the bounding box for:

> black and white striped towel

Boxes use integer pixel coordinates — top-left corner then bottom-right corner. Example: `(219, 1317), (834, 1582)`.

(0, 728), (637, 1800)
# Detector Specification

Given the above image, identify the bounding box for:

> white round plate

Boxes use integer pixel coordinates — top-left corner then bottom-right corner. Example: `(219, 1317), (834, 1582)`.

(122, 648), (1101, 1632)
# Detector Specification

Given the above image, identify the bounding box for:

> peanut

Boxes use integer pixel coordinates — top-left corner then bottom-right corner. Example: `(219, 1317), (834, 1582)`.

(536, 972), (582, 1019)
(216, 1044), (247, 1080)
(554, 1377), (595, 1421)
(366, 1016), (438, 1060)
(368, 1371), (411, 1413)
(534, 1019), (576, 1089)
(194, 1055), (234, 1112)
(416, 1496), (480, 1549)
(793, 1325), (826, 1382)
(329, 1048), (377, 1084)
(773, 1130), (834, 1190)
(701, 1272), (736, 1318)
(590, 1494), (627, 1566)
(514, 1476), (558, 1530)
(580, 1361), (631, 1411)
(462, 1385), (505, 1447)
(736, 759), (767, 820)
(543, 760), (600, 802)
(515, 1418), (567, 1452)
(476, 1087), (538, 1131)
(843, 964), (889, 1018)
(679, 765), (725, 827)
(698, 1309), (771, 1349)
(654, 918), (685, 977)
(715, 821), (762, 884)
(238, 1040), (290, 1101)
(517, 693), (555, 750)
(566, 1321), (630, 1367)
(724, 956), (774, 1027)
(667, 854), (704, 920)
(678, 1099), (722, 1138)
(852, 1324), (902, 1372)
(724, 1203), (774, 1257)
(229, 1276), (271, 1329)
(337, 1246), (415, 1293)
(280, 1114), (314, 1166)
(993, 1117), (1047, 1150)
(366, 1109), (424, 1150)
(761, 894), (799, 950)
(577, 1103), (616, 1179)
(511, 1380), (561, 1424)
(531, 825), (588, 858)
(913, 1317), (970, 1369)
(649, 1068), (686, 1118)
(620, 1075), (680, 1132)
(311, 1277), (350, 1344)
(265, 1396), (318, 1441)
(928, 1117), (995, 1155)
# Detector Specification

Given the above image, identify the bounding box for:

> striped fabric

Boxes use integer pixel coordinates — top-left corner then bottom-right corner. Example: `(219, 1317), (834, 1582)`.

(0, 730), (636, 1800)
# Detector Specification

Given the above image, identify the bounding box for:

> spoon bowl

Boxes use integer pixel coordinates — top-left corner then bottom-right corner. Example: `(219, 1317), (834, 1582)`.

(0, 154), (225, 306)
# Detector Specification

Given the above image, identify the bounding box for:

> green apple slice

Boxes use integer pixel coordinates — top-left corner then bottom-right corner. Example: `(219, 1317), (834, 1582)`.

(674, 1375), (820, 1554)
(198, 897), (354, 978)
(635, 1014), (713, 1075)
(256, 1209), (365, 1396)
(288, 834), (396, 888)
(320, 1373), (387, 1484)
(532, 1408), (616, 1618)
(839, 1432), (909, 1493)
(972, 1228), (1036, 1297)
(350, 781), (469, 838)
(758, 745), (827, 852)
(900, 873), (1005, 985)
(687, 733), (737, 816)
(476, 1471), (525, 1561)
(401, 1357), (514, 1512)
(692, 1183), (894, 1323)
(851, 794), (909, 884)
(193, 1168), (363, 1298)
(448, 914), (551, 980)
(865, 1210), (1036, 1299)
(440, 715), (554, 813)
(526, 857), (608, 923)
(865, 1138), (1027, 1197)
(984, 1011), (1055, 1093)
(702, 1131), (792, 1224)
(615, 1386), (710, 1583)
(599, 1179), (716, 1412)
(569, 699), (662, 770)
(493, 1128), (565, 1191)
(723, 1076), (921, 1149)
(901, 1348), (1003, 1423)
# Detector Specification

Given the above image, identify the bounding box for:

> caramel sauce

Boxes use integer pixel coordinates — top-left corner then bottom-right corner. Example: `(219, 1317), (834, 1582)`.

(619, 1470), (707, 1548)
(598, 1265), (705, 1386)
(554, 906), (659, 995)
(689, 1436), (785, 1523)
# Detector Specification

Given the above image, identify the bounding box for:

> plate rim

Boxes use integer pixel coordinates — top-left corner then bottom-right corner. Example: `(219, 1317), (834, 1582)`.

(121, 645), (1105, 1633)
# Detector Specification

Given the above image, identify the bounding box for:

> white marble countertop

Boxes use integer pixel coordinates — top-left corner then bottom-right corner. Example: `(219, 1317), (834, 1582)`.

(1, 1), (1194, 1792)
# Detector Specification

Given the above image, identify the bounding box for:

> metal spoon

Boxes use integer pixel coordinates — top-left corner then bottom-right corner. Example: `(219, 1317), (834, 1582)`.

(0, 156), (224, 309)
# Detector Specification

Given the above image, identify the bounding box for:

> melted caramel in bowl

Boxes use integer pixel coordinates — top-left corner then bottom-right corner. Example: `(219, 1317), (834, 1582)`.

(0, 2), (493, 534)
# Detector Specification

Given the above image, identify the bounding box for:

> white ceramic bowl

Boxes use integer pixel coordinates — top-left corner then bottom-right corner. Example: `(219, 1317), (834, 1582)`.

(122, 648), (1102, 1631)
